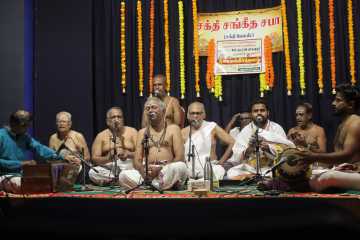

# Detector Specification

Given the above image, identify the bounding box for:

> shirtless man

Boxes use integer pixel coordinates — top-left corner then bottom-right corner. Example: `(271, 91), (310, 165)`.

(141, 74), (182, 128)
(119, 97), (188, 190)
(89, 107), (137, 186)
(287, 103), (326, 153)
(49, 111), (90, 163)
(301, 84), (360, 192)
(181, 101), (235, 180)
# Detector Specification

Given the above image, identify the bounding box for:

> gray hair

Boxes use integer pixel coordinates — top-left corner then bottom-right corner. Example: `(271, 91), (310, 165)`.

(145, 96), (166, 112)
(106, 107), (123, 119)
(56, 111), (72, 122)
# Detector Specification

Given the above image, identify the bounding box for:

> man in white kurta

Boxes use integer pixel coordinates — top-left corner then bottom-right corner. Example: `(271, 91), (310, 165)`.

(227, 100), (295, 179)
(181, 102), (235, 180)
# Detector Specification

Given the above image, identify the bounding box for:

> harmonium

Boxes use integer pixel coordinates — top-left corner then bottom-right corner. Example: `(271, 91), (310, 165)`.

(21, 162), (79, 194)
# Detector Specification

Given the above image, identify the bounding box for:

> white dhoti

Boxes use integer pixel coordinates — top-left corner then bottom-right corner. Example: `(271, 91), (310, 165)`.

(118, 161), (188, 190)
(185, 121), (225, 180)
(228, 121), (294, 179)
(89, 159), (133, 186)
(310, 169), (360, 192)
(0, 175), (21, 193)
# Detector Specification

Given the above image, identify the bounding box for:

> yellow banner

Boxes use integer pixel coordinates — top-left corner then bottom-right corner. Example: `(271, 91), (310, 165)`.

(199, 6), (283, 56)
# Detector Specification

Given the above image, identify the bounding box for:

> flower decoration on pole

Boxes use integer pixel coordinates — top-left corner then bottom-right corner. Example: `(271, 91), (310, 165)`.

(314, 0), (324, 94)
(296, 0), (306, 95)
(264, 36), (274, 90)
(329, 0), (336, 94)
(164, 0), (171, 95)
(192, 0), (200, 97)
(259, 73), (266, 98)
(149, 0), (155, 95)
(120, 1), (126, 94)
(137, 0), (144, 96)
(348, 0), (356, 86)
(206, 39), (215, 93)
(214, 75), (223, 101)
(178, 0), (186, 99)
(281, 0), (292, 96)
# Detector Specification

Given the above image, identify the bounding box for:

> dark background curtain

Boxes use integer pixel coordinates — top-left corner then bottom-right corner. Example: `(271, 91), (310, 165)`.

(33, 0), (360, 152)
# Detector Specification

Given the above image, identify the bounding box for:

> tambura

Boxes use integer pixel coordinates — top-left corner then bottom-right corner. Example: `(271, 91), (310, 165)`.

(273, 148), (311, 183)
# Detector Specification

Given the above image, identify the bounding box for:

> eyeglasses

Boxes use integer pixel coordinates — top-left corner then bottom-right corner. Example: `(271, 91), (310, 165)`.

(189, 111), (203, 116)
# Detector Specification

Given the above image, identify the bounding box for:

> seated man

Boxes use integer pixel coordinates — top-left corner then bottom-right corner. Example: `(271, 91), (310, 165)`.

(301, 84), (360, 192)
(49, 111), (90, 176)
(0, 110), (77, 193)
(227, 99), (295, 179)
(287, 103), (328, 170)
(141, 74), (183, 128)
(89, 107), (137, 186)
(181, 101), (235, 180)
(119, 97), (188, 190)
(225, 112), (252, 138)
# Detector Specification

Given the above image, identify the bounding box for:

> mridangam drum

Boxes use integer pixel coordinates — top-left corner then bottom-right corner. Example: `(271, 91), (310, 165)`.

(273, 148), (311, 183)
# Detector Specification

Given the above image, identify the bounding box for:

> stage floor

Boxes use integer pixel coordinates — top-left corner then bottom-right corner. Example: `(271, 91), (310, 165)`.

(1, 183), (360, 237)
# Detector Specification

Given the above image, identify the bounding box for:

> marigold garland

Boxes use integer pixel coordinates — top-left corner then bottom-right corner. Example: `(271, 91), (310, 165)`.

(120, 1), (126, 94)
(149, 0), (155, 95)
(206, 39), (215, 92)
(281, 0), (292, 96)
(348, 0), (356, 86)
(297, 0), (305, 95)
(259, 73), (266, 98)
(264, 36), (274, 90)
(164, 0), (171, 95)
(137, 0), (144, 96)
(214, 75), (223, 101)
(314, 0), (324, 94)
(178, 1), (186, 99)
(192, 0), (200, 97)
(329, 0), (336, 94)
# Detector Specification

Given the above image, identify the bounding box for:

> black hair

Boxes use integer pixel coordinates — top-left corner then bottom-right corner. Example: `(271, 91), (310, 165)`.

(335, 83), (360, 110)
(249, 99), (269, 112)
(9, 110), (33, 127)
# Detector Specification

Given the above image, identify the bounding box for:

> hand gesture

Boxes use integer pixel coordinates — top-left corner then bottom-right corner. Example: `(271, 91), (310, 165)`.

(117, 148), (128, 161)
(148, 165), (162, 179)
(21, 160), (37, 166)
(290, 132), (307, 147)
(64, 154), (81, 165)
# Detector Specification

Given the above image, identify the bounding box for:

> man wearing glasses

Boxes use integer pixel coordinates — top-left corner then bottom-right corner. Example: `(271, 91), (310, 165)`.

(181, 101), (235, 180)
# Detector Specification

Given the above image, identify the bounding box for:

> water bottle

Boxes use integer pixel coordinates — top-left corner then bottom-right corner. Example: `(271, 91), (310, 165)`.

(204, 157), (213, 191)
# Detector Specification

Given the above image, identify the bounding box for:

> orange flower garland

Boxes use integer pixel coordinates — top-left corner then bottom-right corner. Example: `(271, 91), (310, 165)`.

(281, 0), (292, 96)
(348, 0), (356, 86)
(264, 36), (274, 90)
(314, 0), (324, 94)
(329, 0), (336, 94)
(137, 0), (144, 96)
(164, 0), (171, 95)
(149, 0), (155, 95)
(206, 39), (215, 92)
(120, 1), (126, 93)
(192, 0), (200, 97)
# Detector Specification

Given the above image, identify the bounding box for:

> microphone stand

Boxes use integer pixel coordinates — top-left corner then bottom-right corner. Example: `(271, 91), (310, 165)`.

(110, 127), (119, 187)
(187, 124), (196, 179)
(125, 130), (163, 194)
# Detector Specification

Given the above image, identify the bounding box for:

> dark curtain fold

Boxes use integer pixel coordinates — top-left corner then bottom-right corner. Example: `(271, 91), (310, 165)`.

(34, 0), (360, 152)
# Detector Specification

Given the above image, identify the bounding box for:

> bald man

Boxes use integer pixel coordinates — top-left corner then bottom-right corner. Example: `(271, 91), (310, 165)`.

(181, 101), (235, 180)
(141, 74), (182, 128)
(89, 107), (138, 186)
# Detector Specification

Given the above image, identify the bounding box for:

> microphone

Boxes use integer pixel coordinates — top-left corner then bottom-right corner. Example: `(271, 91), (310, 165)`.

(148, 112), (156, 120)
(254, 115), (263, 126)
(153, 90), (160, 97)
